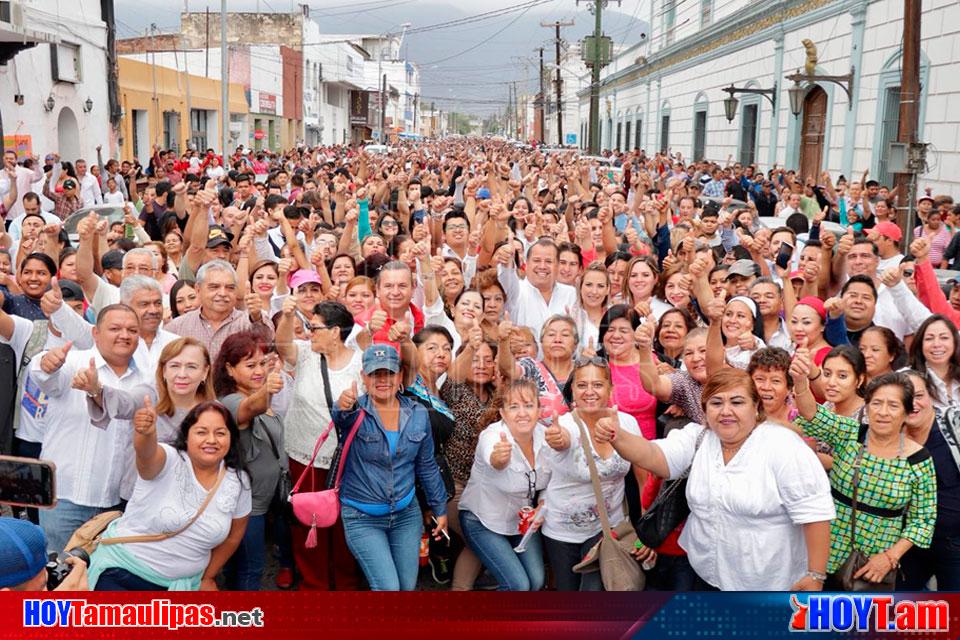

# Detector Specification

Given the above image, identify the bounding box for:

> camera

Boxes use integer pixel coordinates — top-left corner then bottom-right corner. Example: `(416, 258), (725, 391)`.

(46, 547), (89, 591)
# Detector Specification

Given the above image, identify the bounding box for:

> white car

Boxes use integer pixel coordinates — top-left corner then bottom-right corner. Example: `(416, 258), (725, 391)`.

(363, 144), (392, 155)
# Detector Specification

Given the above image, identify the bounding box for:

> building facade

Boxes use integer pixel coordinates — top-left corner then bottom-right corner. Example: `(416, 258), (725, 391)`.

(0, 0), (114, 162)
(581, 0), (960, 193)
(116, 57), (248, 163)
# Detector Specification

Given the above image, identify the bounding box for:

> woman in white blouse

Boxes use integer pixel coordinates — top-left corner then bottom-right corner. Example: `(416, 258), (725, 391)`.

(87, 400), (251, 591)
(459, 380), (551, 591)
(540, 357), (645, 591)
(594, 368), (835, 591)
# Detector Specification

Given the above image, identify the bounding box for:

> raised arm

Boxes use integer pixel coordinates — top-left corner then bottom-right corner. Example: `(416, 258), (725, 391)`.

(133, 396), (166, 480)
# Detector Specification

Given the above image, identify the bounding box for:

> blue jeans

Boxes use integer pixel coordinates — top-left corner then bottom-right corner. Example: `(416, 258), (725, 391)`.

(899, 533), (960, 591)
(645, 553), (696, 591)
(224, 514), (266, 591)
(39, 499), (106, 556)
(543, 533), (603, 591)
(460, 509), (544, 591)
(341, 501), (422, 591)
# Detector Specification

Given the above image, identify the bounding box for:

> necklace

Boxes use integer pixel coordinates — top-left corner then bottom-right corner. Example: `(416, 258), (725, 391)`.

(720, 428), (754, 454)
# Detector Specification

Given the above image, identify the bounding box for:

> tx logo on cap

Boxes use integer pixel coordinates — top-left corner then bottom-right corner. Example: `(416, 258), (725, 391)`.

(374, 349), (387, 358)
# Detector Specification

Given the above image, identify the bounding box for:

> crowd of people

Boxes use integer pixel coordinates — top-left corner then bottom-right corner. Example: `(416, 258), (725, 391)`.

(1, 137), (960, 593)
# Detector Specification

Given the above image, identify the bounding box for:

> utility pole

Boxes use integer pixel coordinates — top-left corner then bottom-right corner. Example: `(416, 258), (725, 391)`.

(220, 0), (228, 156)
(183, 0), (193, 151)
(205, 7), (210, 77)
(149, 25), (159, 146)
(894, 0), (923, 244)
(542, 19), (574, 147)
(538, 46), (545, 144)
(577, 0), (618, 154)
(380, 72), (387, 143)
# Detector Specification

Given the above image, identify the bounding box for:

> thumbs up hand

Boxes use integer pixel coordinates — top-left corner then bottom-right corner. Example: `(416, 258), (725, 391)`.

(595, 405), (621, 444)
(338, 380), (359, 410)
(41, 276), (64, 316)
(490, 431), (512, 470)
(40, 340), (72, 374)
(467, 317), (484, 350)
(71, 357), (101, 396)
(133, 396), (157, 436)
(545, 410), (569, 451)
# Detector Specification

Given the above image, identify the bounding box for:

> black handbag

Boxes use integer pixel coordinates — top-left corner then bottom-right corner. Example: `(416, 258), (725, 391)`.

(262, 418), (293, 516)
(635, 427), (707, 548)
(831, 443), (897, 591)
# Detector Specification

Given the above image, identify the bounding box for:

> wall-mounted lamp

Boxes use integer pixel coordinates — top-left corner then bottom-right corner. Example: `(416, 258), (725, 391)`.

(83, 97), (93, 113)
(13, 94), (23, 105)
(43, 95), (55, 112)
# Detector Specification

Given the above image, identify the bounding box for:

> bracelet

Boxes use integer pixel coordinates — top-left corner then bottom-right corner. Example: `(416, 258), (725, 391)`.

(805, 570), (827, 583)
(808, 369), (822, 382)
(883, 550), (899, 568)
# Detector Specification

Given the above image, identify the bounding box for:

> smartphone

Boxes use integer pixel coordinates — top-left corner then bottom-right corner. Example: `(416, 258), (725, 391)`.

(0, 456), (57, 508)
(776, 241), (795, 270)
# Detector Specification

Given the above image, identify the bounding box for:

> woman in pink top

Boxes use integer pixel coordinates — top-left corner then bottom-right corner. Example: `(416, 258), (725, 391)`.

(597, 304), (657, 440)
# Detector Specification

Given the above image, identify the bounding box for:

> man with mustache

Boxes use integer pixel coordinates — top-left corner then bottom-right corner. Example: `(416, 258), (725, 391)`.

(30, 304), (150, 554)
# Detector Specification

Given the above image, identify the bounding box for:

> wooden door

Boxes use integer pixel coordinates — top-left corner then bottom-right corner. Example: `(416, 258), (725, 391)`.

(799, 86), (827, 180)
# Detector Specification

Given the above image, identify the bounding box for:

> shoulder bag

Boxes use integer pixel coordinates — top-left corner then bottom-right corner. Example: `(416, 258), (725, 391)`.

(569, 411), (645, 591)
(261, 418), (293, 517)
(635, 426), (708, 548)
(831, 442), (897, 591)
(289, 409), (365, 548)
(63, 465), (227, 557)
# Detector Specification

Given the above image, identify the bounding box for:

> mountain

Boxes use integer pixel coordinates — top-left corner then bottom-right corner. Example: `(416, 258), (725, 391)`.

(114, 1), (649, 115)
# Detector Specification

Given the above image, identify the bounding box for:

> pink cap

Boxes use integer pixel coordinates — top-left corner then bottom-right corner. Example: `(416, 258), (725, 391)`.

(874, 221), (902, 242)
(288, 268), (322, 290)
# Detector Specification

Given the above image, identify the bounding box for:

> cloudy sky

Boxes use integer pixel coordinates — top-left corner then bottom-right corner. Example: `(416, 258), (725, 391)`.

(114, 0), (653, 115)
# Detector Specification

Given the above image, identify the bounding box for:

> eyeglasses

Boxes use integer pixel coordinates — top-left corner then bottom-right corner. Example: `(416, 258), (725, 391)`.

(380, 220), (399, 228)
(574, 355), (608, 369)
(525, 470), (538, 501)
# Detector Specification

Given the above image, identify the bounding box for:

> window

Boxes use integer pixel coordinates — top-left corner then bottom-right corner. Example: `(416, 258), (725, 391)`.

(700, 0), (713, 28)
(132, 110), (148, 163)
(625, 121), (632, 151)
(739, 103), (759, 166)
(876, 86), (901, 188)
(190, 109), (208, 152)
(660, 114), (670, 153)
(616, 122), (622, 149)
(162, 112), (179, 153)
(663, 0), (676, 46)
(693, 110), (707, 161)
(635, 118), (642, 149)
(50, 42), (81, 83)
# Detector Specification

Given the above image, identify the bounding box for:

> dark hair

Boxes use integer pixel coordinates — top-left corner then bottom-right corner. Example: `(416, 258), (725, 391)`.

(19, 252), (56, 276)
(442, 210), (469, 233)
(908, 314), (960, 401)
(264, 194), (287, 211)
(748, 347), (794, 388)
(861, 326), (907, 372)
(863, 372), (915, 416)
(841, 274), (878, 300)
(597, 304), (640, 358)
(213, 330), (270, 397)
(785, 212), (810, 235)
(328, 253), (357, 279)
(557, 241), (584, 268)
(822, 345), (868, 397)
(604, 250), (633, 268)
(96, 303), (139, 327)
(312, 301), (355, 342)
(654, 307), (696, 355)
(413, 325), (454, 348)
(852, 237), (879, 256)
(169, 279), (197, 318)
(172, 400), (248, 484)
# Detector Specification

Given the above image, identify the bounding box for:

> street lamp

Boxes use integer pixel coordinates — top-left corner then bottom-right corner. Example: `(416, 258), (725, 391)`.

(83, 97), (93, 113)
(785, 66), (855, 117)
(720, 84), (776, 123)
(43, 95), (55, 112)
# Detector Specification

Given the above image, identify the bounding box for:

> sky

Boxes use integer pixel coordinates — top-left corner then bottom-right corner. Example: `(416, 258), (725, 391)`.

(114, 0), (653, 115)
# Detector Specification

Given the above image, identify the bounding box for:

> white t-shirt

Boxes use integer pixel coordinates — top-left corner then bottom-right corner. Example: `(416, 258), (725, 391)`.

(113, 444), (251, 580)
(283, 343), (365, 468)
(103, 190), (126, 205)
(540, 411), (641, 543)
(459, 421), (552, 536)
(654, 422), (835, 590)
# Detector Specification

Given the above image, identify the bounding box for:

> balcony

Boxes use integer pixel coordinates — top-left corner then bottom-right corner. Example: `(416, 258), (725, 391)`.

(0, 1), (59, 64)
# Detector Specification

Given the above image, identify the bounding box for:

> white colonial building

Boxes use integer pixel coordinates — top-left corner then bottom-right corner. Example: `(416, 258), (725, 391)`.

(581, 0), (960, 193)
(0, 0), (114, 162)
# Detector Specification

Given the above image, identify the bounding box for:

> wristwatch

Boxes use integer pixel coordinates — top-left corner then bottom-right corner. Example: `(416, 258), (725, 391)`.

(805, 570), (827, 582)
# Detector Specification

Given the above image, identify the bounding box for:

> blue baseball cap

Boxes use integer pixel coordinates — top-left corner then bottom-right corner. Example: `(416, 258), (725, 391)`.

(476, 187), (491, 200)
(362, 344), (401, 374)
(0, 517), (48, 588)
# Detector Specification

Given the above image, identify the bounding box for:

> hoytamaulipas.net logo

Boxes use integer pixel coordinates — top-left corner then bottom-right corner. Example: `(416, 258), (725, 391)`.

(789, 594), (949, 633)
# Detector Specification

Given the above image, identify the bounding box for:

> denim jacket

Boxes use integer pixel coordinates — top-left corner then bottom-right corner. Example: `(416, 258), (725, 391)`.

(333, 393), (448, 517)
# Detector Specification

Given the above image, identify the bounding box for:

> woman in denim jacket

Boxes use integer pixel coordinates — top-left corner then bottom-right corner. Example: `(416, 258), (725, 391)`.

(333, 343), (449, 591)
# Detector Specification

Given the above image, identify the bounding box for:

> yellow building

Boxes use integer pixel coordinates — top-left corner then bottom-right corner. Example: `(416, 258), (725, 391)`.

(118, 57), (249, 162)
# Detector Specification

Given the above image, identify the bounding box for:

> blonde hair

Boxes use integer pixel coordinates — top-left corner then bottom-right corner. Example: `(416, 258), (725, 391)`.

(156, 337), (215, 416)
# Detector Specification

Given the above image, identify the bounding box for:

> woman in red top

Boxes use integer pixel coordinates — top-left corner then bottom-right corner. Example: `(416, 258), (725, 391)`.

(597, 304), (657, 440)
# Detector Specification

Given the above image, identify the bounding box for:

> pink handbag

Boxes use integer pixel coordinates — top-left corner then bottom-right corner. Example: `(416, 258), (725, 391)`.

(289, 411), (364, 548)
